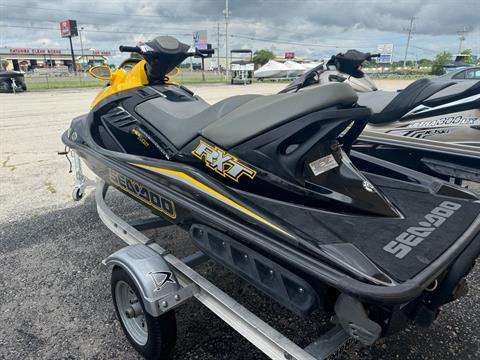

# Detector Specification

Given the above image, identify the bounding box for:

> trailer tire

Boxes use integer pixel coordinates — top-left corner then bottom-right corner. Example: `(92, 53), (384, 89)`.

(111, 267), (177, 359)
(72, 187), (83, 201)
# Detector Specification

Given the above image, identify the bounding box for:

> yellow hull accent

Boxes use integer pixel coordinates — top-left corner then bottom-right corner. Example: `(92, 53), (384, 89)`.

(91, 60), (149, 108)
(130, 163), (294, 239)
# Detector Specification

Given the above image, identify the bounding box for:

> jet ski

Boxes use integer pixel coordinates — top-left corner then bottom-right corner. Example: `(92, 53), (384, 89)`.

(281, 51), (480, 183)
(63, 36), (480, 355)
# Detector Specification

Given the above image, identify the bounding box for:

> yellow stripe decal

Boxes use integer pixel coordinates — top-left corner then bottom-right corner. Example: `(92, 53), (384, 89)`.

(130, 163), (294, 239)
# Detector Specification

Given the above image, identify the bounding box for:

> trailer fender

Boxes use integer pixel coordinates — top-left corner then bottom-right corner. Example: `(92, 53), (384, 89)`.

(103, 244), (181, 317)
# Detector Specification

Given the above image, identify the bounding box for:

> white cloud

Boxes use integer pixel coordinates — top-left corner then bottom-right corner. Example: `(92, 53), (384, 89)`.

(1, 0), (479, 61)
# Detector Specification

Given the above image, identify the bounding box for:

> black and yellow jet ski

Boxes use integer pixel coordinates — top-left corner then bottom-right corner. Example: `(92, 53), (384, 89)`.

(62, 36), (480, 356)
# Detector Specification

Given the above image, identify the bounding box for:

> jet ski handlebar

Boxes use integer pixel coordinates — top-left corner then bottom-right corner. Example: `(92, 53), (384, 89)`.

(119, 36), (213, 83)
(119, 45), (141, 53)
(367, 53), (381, 61)
(118, 45), (214, 58)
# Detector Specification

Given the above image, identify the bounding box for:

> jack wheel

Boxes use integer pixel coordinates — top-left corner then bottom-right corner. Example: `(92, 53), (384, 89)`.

(111, 267), (177, 359)
(72, 187), (83, 201)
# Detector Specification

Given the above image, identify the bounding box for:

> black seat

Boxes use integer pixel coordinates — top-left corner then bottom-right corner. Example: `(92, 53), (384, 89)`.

(422, 80), (480, 107)
(136, 83), (357, 149)
(201, 83), (357, 148)
(136, 94), (260, 148)
(364, 79), (455, 124)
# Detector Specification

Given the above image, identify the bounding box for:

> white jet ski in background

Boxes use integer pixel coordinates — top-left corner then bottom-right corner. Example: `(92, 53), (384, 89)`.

(284, 60), (306, 77)
(254, 60), (289, 79)
(281, 50), (480, 184)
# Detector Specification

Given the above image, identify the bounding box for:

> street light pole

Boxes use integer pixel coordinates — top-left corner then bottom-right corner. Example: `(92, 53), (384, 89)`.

(223, 0), (230, 80)
(457, 27), (467, 54)
(79, 27), (85, 72)
(217, 23), (220, 74)
(403, 16), (415, 68)
(68, 35), (77, 75)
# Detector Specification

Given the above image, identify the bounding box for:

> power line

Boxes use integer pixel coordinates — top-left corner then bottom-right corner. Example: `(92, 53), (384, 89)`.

(0, 24), (192, 37)
(0, 23), (377, 50)
(0, 4), (200, 19)
(228, 33), (375, 49)
(6, 18), (216, 34)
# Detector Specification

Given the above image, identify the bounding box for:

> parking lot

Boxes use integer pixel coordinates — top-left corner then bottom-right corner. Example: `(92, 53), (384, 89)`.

(1, 83), (479, 359)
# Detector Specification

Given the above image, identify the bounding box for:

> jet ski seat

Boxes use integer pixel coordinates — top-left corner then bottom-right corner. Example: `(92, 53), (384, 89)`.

(360, 79), (480, 124)
(362, 79), (455, 124)
(136, 83), (357, 149)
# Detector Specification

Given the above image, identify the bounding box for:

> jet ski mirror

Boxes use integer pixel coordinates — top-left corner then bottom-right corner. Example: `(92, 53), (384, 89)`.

(89, 65), (113, 81)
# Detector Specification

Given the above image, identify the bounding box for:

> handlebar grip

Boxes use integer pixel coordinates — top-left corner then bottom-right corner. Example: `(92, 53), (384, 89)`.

(370, 53), (381, 58)
(119, 45), (141, 53)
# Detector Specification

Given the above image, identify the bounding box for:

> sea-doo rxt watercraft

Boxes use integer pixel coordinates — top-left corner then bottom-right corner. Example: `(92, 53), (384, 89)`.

(63, 36), (480, 357)
(281, 50), (480, 183)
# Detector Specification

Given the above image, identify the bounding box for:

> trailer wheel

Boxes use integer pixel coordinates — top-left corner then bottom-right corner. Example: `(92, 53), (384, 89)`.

(111, 267), (177, 359)
(72, 187), (83, 201)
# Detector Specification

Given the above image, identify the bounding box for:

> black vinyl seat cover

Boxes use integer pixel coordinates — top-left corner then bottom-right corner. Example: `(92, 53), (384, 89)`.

(202, 83), (357, 148)
(136, 83), (358, 149)
(366, 79), (456, 124)
(422, 80), (480, 107)
(136, 94), (259, 148)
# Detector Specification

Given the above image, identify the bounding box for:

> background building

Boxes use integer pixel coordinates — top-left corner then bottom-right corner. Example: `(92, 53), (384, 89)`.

(0, 47), (111, 72)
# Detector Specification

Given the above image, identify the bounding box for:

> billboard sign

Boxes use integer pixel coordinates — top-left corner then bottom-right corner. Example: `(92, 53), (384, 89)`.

(60, 20), (78, 38)
(0, 47), (111, 57)
(376, 44), (394, 64)
(193, 30), (208, 50)
(285, 52), (295, 59)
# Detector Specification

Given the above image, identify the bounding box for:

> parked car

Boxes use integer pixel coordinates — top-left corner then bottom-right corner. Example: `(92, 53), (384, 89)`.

(0, 71), (27, 93)
(435, 66), (480, 82)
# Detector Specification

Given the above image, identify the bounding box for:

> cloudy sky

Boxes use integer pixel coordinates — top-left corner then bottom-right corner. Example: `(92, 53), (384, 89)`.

(1, 0), (479, 64)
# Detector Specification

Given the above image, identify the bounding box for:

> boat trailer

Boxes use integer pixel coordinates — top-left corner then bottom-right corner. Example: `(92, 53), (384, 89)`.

(93, 176), (355, 359)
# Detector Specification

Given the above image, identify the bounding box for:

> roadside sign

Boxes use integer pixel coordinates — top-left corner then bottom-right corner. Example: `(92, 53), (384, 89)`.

(376, 44), (394, 64)
(193, 30), (208, 50)
(59, 20), (78, 38)
(285, 52), (295, 59)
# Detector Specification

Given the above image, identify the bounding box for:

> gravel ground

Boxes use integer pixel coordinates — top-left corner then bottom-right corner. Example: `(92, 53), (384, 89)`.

(1, 83), (479, 359)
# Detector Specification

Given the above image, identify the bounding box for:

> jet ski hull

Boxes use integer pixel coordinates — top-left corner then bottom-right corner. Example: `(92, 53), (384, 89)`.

(63, 130), (480, 310)
(366, 109), (480, 146)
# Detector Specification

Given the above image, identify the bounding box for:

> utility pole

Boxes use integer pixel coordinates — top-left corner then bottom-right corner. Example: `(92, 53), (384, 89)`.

(457, 27), (467, 53)
(217, 23), (220, 74)
(223, 0), (230, 80)
(79, 27), (85, 72)
(68, 35), (77, 75)
(403, 16), (415, 68)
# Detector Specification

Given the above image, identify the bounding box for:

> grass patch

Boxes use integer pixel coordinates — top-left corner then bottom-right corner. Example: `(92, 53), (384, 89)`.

(24, 71), (418, 90)
(25, 76), (107, 90)
(24, 71), (227, 91)
(45, 181), (56, 194)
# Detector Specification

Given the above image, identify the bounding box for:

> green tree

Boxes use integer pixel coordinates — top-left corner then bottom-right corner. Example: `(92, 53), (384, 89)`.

(431, 51), (452, 75)
(253, 49), (275, 66)
(417, 58), (433, 67)
(461, 49), (473, 64)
